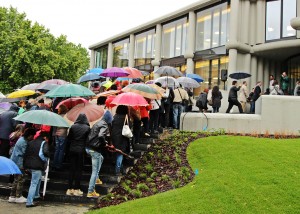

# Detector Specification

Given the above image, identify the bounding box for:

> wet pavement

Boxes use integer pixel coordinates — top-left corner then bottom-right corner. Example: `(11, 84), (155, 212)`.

(0, 197), (92, 214)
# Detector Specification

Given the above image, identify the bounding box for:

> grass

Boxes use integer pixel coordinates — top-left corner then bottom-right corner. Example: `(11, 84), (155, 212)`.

(89, 136), (300, 214)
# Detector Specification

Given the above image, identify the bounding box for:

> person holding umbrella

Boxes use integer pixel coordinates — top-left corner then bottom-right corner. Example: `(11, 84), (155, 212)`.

(24, 131), (50, 208)
(226, 81), (243, 114)
(9, 128), (36, 203)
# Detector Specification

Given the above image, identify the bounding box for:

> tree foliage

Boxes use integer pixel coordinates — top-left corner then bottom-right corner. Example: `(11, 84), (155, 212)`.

(0, 7), (89, 93)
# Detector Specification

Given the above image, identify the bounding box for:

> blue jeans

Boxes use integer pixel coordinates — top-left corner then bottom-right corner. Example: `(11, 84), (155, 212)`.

(86, 149), (103, 193)
(26, 170), (42, 206)
(115, 154), (123, 174)
(250, 101), (255, 113)
(173, 103), (184, 129)
(53, 136), (66, 169)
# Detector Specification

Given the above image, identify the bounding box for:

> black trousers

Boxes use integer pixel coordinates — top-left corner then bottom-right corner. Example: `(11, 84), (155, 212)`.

(0, 139), (10, 158)
(226, 99), (243, 113)
(68, 151), (84, 189)
(149, 109), (159, 133)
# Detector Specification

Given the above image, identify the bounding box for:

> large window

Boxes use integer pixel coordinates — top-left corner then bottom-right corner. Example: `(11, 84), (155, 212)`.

(196, 3), (230, 51)
(113, 38), (129, 67)
(161, 17), (188, 59)
(95, 46), (108, 69)
(266, 0), (296, 41)
(134, 29), (155, 68)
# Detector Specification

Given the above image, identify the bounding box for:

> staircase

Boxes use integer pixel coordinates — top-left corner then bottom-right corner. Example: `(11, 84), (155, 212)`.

(0, 136), (156, 204)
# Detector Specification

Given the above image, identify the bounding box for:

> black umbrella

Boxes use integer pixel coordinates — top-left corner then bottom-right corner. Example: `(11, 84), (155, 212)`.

(229, 72), (251, 80)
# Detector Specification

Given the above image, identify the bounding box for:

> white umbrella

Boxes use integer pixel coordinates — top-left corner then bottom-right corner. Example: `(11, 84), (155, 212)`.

(0, 92), (5, 98)
(154, 66), (183, 77)
(177, 77), (200, 88)
(155, 76), (180, 88)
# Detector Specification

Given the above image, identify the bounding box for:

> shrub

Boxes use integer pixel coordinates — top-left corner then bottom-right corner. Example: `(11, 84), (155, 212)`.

(150, 172), (158, 179)
(137, 183), (149, 191)
(129, 172), (137, 179)
(130, 189), (143, 198)
(140, 173), (147, 180)
(146, 177), (154, 183)
(121, 182), (132, 193)
(161, 174), (169, 181)
(145, 163), (153, 173)
(171, 179), (181, 188)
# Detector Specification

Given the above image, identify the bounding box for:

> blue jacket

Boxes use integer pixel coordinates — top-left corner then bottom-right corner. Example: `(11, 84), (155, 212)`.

(10, 137), (27, 169)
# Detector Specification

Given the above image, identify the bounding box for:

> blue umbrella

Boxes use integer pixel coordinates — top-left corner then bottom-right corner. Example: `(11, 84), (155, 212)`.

(229, 72), (251, 80)
(77, 73), (103, 83)
(88, 68), (104, 74)
(186, 74), (204, 83)
(0, 156), (22, 175)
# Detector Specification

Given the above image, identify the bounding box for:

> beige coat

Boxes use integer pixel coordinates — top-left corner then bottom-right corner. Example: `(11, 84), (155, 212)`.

(239, 85), (248, 102)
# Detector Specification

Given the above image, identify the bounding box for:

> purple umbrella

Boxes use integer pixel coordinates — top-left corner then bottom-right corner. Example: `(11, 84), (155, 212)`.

(0, 102), (12, 110)
(100, 67), (129, 78)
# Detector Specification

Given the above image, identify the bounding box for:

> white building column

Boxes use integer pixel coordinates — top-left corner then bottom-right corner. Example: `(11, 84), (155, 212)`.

(90, 50), (95, 69)
(107, 42), (113, 68)
(241, 0), (250, 44)
(249, 1), (257, 45)
(229, 0), (240, 43)
(152, 24), (162, 79)
(184, 11), (196, 75)
(250, 56), (257, 89)
(263, 60), (270, 90)
(128, 34), (135, 67)
(256, 0), (265, 44)
(244, 53), (251, 85)
(227, 49), (238, 88)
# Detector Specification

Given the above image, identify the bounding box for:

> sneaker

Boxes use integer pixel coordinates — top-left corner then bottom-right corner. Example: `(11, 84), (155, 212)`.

(66, 189), (74, 196)
(73, 189), (83, 196)
(87, 191), (100, 198)
(95, 178), (103, 185)
(8, 196), (16, 203)
(15, 196), (27, 203)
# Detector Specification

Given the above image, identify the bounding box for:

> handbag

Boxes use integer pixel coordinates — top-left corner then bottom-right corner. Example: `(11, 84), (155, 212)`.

(122, 114), (133, 138)
(208, 99), (213, 106)
(178, 89), (189, 106)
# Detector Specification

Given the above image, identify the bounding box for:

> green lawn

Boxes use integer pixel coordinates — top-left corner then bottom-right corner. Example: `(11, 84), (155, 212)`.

(90, 136), (300, 214)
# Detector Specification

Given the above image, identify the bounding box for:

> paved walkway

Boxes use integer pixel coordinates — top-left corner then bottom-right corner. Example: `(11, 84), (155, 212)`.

(0, 197), (91, 214)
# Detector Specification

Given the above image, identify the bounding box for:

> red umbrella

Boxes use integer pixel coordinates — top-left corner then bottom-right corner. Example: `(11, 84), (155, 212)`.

(111, 92), (148, 106)
(65, 103), (104, 122)
(105, 95), (117, 108)
(56, 98), (88, 110)
(123, 67), (143, 78)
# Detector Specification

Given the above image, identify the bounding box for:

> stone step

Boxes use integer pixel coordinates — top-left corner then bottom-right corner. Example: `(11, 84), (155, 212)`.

(133, 143), (151, 151)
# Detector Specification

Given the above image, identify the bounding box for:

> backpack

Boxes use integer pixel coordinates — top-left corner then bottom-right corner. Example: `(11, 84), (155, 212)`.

(196, 93), (207, 108)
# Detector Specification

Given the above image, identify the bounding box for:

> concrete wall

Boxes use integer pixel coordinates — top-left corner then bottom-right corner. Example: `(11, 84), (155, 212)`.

(183, 95), (300, 135)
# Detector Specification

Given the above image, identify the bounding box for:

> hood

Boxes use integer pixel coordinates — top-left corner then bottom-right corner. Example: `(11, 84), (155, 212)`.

(74, 113), (89, 125)
(102, 110), (113, 125)
(9, 104), (19, 112)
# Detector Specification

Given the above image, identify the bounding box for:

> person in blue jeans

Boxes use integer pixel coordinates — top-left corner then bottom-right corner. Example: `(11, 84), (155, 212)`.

(23, 132), (50, 208)
(86, 110), (112, 198)
(172, 85), (189, 129)
(52, 105), (68, 170)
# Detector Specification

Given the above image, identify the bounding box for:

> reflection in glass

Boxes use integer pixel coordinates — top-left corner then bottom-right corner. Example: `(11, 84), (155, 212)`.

(266, 0), (281, 40)
(212, 11), (220, 47)
(162, 17), (187, 59)
(95, 46), (108, 69)
(282, 0), (296, 37)
(134, 29), (155, 59)
(113, 38), (129, 67)
(195, 60), (210, 95)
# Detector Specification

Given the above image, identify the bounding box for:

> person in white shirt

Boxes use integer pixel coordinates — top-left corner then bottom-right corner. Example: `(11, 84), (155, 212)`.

(269, 75), (275, 90)
(239, 81), (248, 112)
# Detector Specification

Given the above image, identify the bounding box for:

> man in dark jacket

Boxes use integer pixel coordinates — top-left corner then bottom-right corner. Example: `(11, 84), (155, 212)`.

(24, 131), (50, 208)
(86, 110), (112, 198)
(65, 113), (90, 197)
(226, 81), (243, 113)
(0, 105), (19, 157)
(250, 81), (262, 113)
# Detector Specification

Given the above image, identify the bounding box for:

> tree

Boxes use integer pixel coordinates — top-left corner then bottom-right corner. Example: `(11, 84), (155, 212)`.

(0, 7), (89, 93)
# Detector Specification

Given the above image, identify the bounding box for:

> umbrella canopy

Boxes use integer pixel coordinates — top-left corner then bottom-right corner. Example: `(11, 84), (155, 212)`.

(229, 72), (252, 80)
(177, 77), (200, 88)
(186, 73), (204, 83)
(44, 84), (95, 98)
(105, 95), (117, 108)
(0, 92), (5, 98)
(140, 71), (150, 76)
(123, 67), (143, 78)
(77, 73), (102, 83)
(122, 83), (162, 99)
(0, 102), (12, 110)
(0, 98), (22, 103)
(56, 97), (88, 109)
(155, 76), (180, 88)
(65, 103), (104, 122)
(100, 81), (113, 89)
(88, 68), (104, 74)
(14, 110), (70, 127)
(145, 80), (155, 84)
(154, 66), (183, 77)
(37, 79), (68, 89)
(148, 84), (165, 95)
(0, 156), (21, 175)
(111, 92), (148, 106)
(101, 67), (130, 77)
(96, 90), (121, 98)
(7, 90), (36, 98)
(21, 83), (39, 90)
(36, 84), (60, 92)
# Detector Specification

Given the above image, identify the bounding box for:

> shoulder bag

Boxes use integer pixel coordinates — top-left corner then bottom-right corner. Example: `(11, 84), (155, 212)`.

(122, 114), (133, 138)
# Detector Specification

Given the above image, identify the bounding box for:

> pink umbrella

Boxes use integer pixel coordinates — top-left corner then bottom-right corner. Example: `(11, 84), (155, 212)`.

(123, 67), (143, 78)
(100, 67), (129, 78)
(37, 79), (68, 90)
(65, 103), (104, 122)
(56, 98), (88, 110)
(111, 92), (148, 106)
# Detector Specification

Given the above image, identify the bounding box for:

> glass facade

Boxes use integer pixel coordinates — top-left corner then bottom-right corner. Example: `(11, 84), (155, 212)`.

(113, 38), (129, 67)
(287, 55), (300, 94)
(194, 56), (228, 95)
(196, 3), (230, 51)
(161, 17), (188, 59)
(95, 46), (108, 69)
(266, 0), (296, 41)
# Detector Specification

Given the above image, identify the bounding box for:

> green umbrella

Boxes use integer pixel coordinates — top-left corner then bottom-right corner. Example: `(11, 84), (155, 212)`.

(14, 110), (69, 127)
(44, 83), (95, 98)
(121, 83), (162, 99)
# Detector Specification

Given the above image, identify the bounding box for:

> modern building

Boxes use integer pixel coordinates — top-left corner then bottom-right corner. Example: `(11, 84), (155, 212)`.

(89, 0), (300, 95)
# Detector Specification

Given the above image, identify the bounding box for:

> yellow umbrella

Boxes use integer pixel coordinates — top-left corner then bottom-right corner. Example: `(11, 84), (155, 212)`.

(102, 81), (113, 89)
(7, 90), (36, 98)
